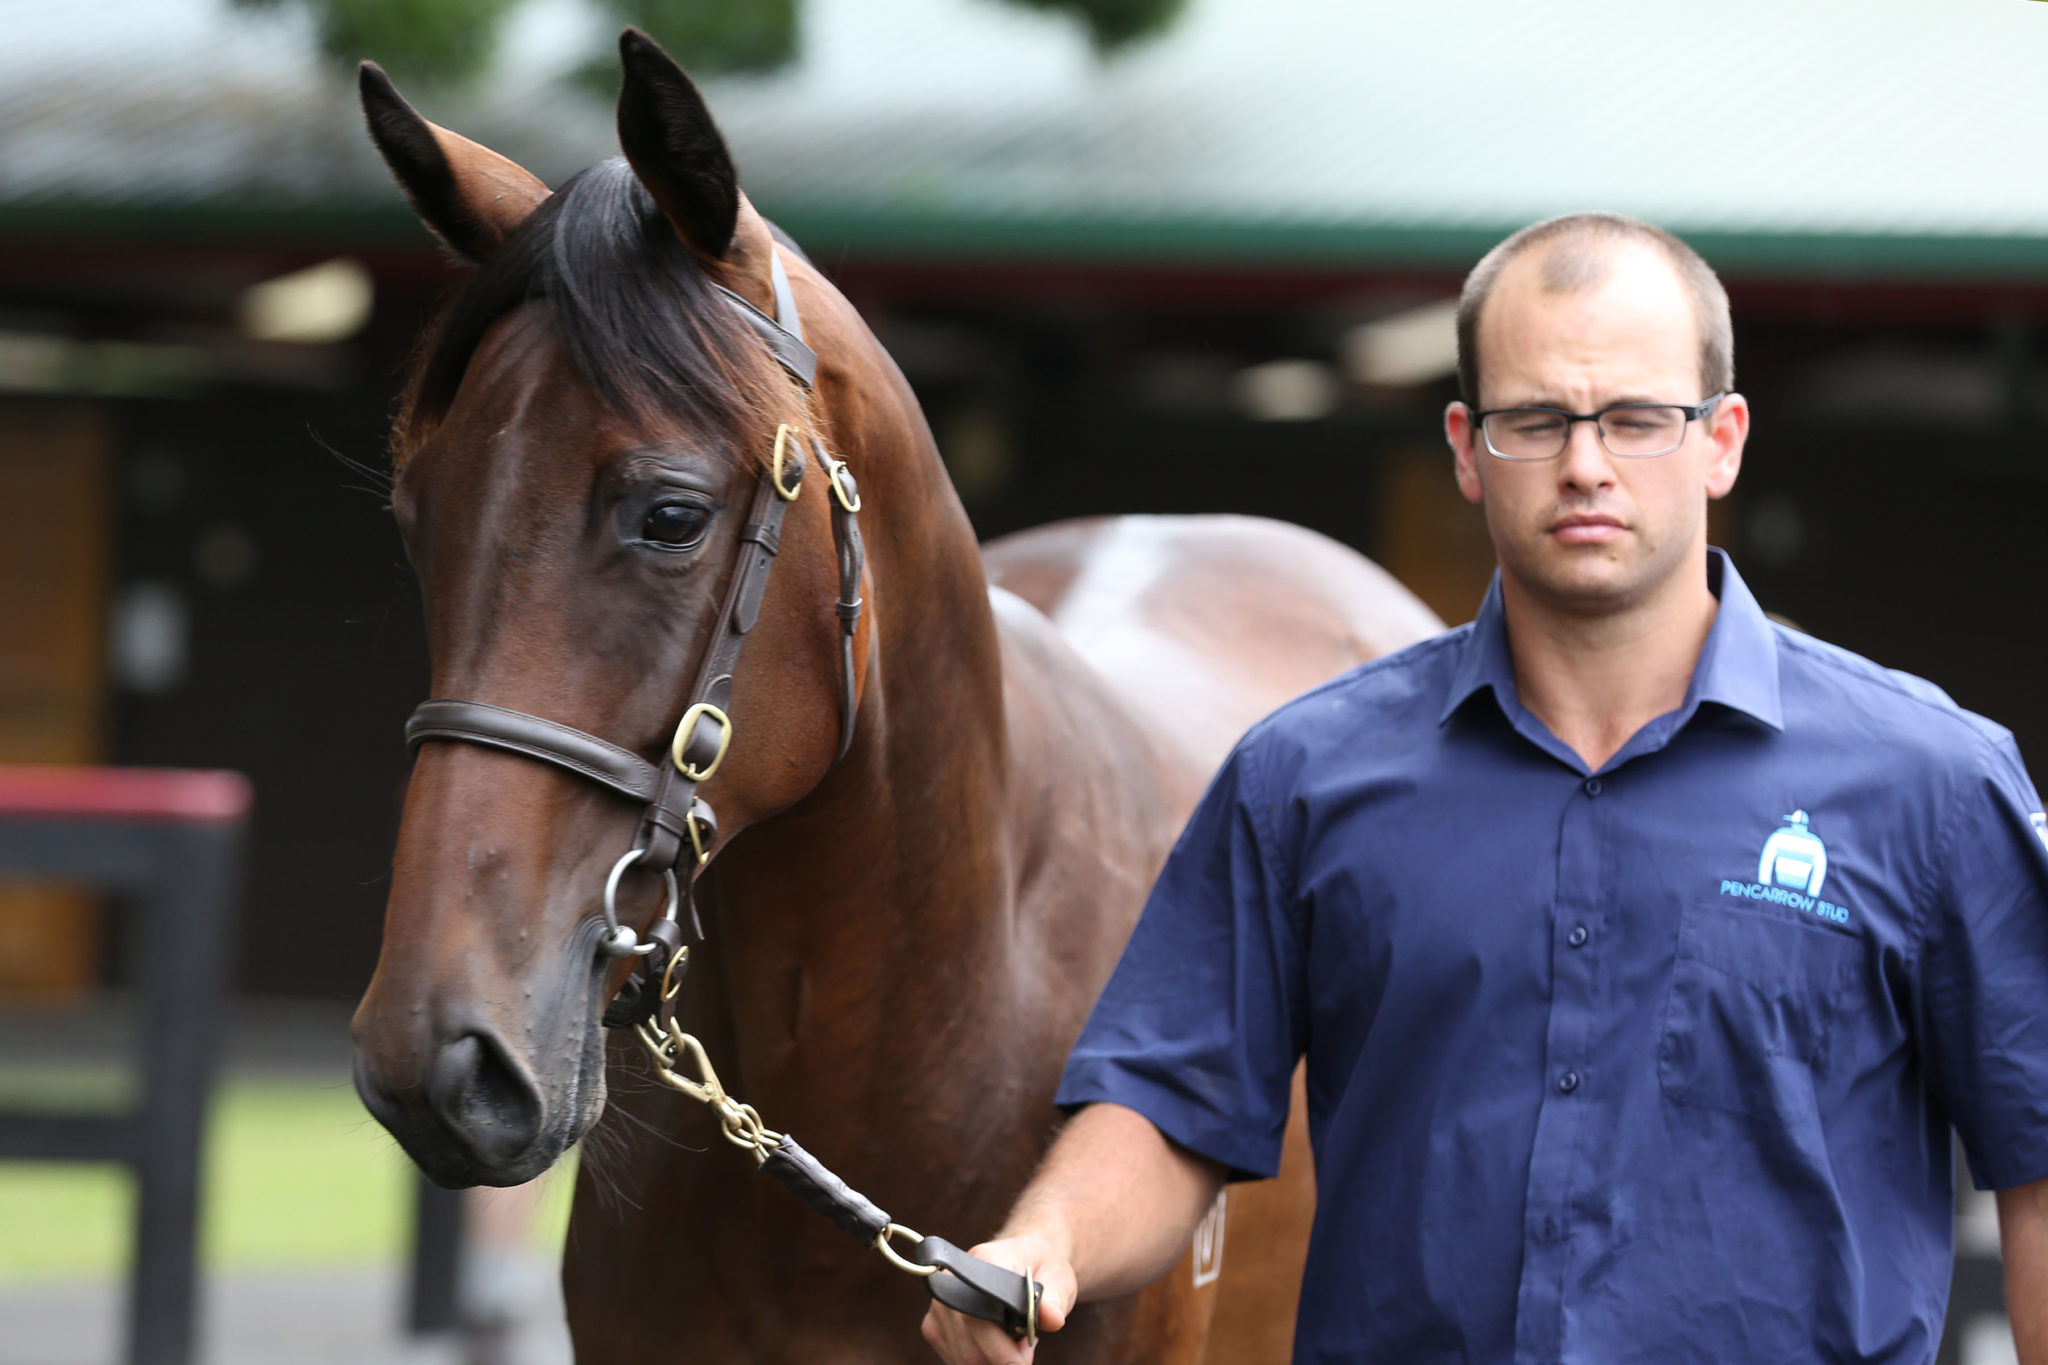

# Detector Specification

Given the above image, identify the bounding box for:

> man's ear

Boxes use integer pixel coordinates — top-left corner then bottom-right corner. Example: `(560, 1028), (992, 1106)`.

(1704, 392), (1749, 500)
(1446, 402), (1486, 506)
(359, 62), (550, 261)
(615, 28), (739, 261)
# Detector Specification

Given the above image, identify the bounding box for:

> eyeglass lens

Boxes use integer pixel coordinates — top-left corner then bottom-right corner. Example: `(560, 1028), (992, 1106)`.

(1482, 407), (1689, 460)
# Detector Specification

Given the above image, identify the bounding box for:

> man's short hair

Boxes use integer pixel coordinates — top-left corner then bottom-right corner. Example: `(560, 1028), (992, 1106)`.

(1454, 211), (1733, 406)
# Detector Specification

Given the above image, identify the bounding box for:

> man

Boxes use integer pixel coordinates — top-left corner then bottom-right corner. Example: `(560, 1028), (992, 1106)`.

(923, 212), (2048, 1364)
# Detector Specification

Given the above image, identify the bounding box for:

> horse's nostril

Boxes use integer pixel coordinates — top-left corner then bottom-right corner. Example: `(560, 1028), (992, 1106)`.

(428, 1033), (544, 1166)
(352, 1047), (402, 1130)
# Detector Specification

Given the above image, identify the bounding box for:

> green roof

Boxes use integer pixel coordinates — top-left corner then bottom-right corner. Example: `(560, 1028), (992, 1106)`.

(11, 0), (2048, 279)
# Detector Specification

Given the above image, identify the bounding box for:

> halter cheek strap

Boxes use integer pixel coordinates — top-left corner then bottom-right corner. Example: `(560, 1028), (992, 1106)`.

(400, 248), (867, 999)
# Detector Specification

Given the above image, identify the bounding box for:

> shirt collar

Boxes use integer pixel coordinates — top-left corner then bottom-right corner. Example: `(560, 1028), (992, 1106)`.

(1438, 548), (1783, 732)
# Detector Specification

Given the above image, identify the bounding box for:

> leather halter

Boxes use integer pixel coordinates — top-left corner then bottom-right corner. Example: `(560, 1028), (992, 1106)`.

(402, 248), (866, 1012)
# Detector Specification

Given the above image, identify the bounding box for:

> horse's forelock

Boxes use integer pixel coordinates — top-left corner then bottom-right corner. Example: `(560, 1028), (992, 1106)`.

(392, 158), (786, 472)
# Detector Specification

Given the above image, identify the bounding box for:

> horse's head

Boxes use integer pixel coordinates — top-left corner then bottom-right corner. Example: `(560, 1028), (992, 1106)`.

(351, 33), (875, 1186)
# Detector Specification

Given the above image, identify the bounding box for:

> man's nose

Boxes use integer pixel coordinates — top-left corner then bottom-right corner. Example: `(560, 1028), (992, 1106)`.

(1556, 420), (1616, 489)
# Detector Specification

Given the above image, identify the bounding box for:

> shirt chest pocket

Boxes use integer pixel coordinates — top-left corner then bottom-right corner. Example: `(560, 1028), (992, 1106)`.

(1658, 901), (1857, 1120)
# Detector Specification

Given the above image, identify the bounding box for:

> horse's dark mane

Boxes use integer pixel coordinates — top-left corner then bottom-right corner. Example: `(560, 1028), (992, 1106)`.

(393, 157), (780, 466)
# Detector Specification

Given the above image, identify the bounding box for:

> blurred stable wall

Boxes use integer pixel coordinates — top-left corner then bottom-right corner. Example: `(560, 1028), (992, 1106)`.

(105, 383), (428, 1005)
(0, 405), (111, 994)
(0, 240), (441, 1008)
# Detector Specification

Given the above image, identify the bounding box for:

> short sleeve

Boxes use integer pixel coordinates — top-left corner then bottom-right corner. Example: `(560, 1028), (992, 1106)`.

(1053, 740), (1307, 1181)
(1920, 734), (2048, 1190)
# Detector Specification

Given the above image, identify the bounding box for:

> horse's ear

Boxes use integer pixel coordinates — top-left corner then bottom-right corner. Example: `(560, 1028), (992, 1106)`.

(615, 28), (740, 260)
(359, 62), (550, 262)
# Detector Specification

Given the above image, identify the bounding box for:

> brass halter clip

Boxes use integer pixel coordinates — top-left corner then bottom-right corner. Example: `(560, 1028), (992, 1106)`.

(634, 1019), (783, 1159)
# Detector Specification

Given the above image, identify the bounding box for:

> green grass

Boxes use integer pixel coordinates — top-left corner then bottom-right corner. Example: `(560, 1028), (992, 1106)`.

(0, 1069), (575, 1278)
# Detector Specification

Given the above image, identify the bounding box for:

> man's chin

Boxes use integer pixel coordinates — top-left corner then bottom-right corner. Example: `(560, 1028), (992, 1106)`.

(1511, 546), (1646, 612)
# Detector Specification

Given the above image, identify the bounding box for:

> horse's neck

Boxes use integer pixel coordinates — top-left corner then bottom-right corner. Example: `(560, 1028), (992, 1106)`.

(696, 394), (1020, 1096)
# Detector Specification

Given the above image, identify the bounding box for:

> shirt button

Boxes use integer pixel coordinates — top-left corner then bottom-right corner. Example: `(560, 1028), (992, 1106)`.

(1543, 1216), (1560, 1241)
(1557, 1070), (1580, 1094)
(1567, 924), (1590, 948)
(1583, 777), (1603, 796)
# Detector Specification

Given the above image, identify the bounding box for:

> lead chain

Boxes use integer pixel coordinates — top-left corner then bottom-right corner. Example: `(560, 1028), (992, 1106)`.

(631, 1018), (953, 1290)
(633, 1019), (783, 1160)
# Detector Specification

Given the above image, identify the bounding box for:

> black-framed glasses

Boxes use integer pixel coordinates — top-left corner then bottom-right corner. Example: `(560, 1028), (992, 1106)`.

(1471, 393), (1725, 461)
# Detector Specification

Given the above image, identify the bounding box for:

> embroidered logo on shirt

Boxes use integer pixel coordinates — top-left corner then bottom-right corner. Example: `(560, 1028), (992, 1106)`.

(1720, 810), (1851, 925)
(1760, 810), (1828, 895)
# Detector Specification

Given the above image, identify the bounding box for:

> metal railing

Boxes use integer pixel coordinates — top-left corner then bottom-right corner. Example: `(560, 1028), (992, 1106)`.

(0, 767), (248, 1365)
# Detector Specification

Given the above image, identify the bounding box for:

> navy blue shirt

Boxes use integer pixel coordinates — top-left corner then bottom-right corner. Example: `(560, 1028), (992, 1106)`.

(1057, 551), (2048, 1364)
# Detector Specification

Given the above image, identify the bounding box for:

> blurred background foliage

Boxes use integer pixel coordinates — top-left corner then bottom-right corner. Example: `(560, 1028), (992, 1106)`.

(238, 0), (1186, 87)
(1006, 0), (1185, 51)
(591, 0), (798, 77)
(232, 0), (525, 87)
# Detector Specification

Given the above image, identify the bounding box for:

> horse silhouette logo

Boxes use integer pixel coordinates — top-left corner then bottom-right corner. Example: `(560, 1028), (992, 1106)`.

(1759, 810), (1828, 897)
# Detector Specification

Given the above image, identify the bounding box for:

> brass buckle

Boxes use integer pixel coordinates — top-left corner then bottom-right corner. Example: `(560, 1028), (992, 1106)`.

(671, 703), (732, 782)
(686, 804), (714, 866)
(822, 451), (862, 513)
(770, 424), (804, 502)
(660, 944), (691, 1001)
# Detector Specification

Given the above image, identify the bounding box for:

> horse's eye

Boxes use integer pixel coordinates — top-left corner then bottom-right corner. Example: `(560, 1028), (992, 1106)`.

(642, 502), (709, 547)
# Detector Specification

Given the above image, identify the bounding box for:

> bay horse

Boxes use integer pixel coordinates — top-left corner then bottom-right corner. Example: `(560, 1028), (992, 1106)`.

(349, 30), (1443, 1363)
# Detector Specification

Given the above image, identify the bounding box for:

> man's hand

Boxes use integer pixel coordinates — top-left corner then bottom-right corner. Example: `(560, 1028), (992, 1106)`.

(919, 1231), (1075, 1365)
(914, 1104), (1225, 1363)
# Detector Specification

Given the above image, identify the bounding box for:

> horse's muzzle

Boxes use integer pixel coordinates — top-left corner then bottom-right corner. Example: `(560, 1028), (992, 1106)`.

(354, 1027), (557, 1188)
